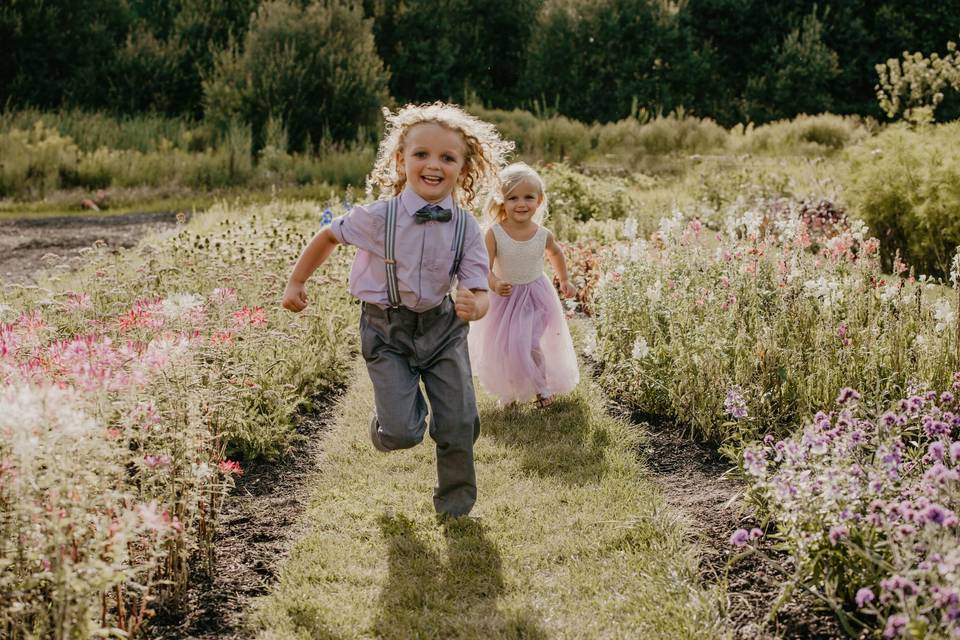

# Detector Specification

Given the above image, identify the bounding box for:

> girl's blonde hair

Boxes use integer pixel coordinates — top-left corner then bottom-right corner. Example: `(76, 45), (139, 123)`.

(482, 162), (549, 226)
(366, 102), (514, 209)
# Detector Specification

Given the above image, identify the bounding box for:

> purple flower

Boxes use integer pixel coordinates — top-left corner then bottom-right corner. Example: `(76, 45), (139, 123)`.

(743, 447), (767, 477)
(855, 587), (875, 608)
(883, 614), (908, 638)
(925, 441), (945, 463)
(881, 575), (918, 596)
(941, 391), (955, 404)
(932, 586), (960, 609)
(321, 208), (334, 226)
(725, 387), (748, 419)
(920, 504), (957, 527)
(749, 528), (764, 540)
(950, 441), (960, 462)
(836, 387), (861, 406)
(828, 525), (848, 545)
(729, 528), (750, 547)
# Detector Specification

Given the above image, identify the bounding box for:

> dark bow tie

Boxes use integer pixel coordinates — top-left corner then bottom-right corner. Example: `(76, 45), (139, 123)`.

(414, 204), (452, 223)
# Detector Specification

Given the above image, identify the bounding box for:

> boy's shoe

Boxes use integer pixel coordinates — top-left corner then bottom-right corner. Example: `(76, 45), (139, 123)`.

(369, 413), (389, 452)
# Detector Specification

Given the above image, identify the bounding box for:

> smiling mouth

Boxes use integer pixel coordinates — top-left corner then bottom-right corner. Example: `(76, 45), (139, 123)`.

(421, 175), (443, 185)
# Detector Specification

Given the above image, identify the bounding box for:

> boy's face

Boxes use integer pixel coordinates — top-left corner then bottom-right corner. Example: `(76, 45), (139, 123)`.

(503, 179), (543, 225)
(396, 123), (467, 203)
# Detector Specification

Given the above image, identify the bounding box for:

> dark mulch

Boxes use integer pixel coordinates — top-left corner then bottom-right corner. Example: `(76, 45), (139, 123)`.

(144, 406), (335, 639)
(0, 211), (185, 284)
(621, 407), (847, 639)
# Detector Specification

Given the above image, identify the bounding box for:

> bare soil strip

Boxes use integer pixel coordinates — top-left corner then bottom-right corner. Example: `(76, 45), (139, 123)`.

(0, 212), (183, 284)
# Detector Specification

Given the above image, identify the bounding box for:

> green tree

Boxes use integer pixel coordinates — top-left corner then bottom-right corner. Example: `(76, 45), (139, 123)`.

(109, 0), (258, 116)
(745, 8), (839, 120)
(524, 0), (707, 123)
(204, 0), (390, 153)
(0, 0), (132, 109)
(364, 0), (541, 107)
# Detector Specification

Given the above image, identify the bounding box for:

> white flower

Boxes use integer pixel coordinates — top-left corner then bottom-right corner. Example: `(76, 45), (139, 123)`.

(191, 462), (212, 480)
(623, 217), (639, 240)
(631, 336), (650, 359)
(803, 276), (843, 308)
(645, 279), (662, 303)
(160, 293), (204, 320)
(933, 299), (956, 333)
(582, 331), (597, 357)
(658, 210), (683, 240)
(629, 239), (647, 262)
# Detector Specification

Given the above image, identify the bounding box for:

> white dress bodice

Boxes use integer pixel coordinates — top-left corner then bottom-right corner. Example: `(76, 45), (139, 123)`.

(491, 223), (547, 285)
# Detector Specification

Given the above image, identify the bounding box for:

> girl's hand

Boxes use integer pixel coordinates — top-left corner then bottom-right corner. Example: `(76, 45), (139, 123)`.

(495, 281), (512, 297)
(282, 281), (308, 312)
(559, 280), (577, 299)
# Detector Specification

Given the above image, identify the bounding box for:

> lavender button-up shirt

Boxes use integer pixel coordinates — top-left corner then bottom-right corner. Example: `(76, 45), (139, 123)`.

(329, 186), (489, 312)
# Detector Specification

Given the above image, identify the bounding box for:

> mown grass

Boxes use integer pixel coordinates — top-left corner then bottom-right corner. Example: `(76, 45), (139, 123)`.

(251, 348), (728, 639)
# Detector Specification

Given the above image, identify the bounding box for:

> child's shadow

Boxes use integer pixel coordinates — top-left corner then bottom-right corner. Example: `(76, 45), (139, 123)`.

(372, 514), (546, 639)
(484, 396), (608, 486)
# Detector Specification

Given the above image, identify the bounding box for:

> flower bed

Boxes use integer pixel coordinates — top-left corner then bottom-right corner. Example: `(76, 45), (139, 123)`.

(0, 199), (356, 638)
(593, 199), (959, 444)
(741, 381), (960, 638)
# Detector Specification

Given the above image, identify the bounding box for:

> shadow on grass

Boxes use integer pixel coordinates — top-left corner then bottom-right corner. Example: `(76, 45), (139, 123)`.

(482, 394), (609, 486)
(373, 514), (547, 640)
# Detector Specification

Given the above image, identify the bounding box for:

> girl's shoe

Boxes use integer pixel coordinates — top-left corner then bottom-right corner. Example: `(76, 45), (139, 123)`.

(534, 394), (554, 409)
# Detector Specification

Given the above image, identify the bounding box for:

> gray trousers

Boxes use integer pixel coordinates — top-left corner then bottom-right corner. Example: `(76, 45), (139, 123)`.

(360, 296), (481, 517)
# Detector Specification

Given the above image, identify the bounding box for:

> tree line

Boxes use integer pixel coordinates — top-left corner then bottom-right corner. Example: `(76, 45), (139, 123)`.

(3, 0), (959, 152)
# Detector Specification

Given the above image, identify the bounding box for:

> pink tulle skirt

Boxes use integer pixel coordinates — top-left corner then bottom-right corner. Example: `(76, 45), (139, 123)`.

(469, 274), (580, 404)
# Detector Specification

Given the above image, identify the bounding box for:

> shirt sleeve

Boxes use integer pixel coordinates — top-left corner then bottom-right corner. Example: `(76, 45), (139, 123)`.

(456, 218), (489, 291)
(329, 202), (384, 255)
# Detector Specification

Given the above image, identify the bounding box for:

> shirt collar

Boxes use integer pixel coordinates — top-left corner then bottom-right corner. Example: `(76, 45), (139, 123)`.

(400, 185), (455, 216)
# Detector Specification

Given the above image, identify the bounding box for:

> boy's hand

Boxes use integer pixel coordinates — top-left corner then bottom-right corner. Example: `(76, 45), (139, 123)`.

(559, 280), (577, 299)
(454, 287), (486, 321)
(282, 281), (308, 312)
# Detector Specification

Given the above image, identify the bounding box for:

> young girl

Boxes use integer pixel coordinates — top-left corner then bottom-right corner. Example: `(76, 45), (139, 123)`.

(468, 162), (579, 408)
(282, 102), (512, 517)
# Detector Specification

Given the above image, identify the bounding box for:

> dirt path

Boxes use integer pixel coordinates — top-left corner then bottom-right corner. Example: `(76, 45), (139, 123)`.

(0, 211), (183, 284)
(629, 410), (845, 639)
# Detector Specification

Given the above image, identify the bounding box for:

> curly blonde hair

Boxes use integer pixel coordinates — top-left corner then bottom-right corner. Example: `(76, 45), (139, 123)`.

(366, 102), (514, 209)
(482, 162), (549, 226)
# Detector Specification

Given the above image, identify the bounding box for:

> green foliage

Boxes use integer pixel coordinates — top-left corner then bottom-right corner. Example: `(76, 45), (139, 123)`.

(524, 0), (683, 123)
(364, 0), (541, 107)
(738, 113), (870, 155)
(744, 8), (840, 120)
(846, 122), (960, 279)
(541, 163), (639, 240)
(204, 0), (389, 153)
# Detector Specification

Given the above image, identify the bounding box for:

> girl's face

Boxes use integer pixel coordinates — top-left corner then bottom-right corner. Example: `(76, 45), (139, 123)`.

(396, 123), (467, 203)
(502, 179), (543, 225)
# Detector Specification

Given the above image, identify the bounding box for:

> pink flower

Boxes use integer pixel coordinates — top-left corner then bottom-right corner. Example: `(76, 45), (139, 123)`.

(856, 587), (875, 608)
(218, 459), (243, 476)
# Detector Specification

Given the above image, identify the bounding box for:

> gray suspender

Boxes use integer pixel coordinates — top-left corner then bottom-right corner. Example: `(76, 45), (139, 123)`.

(383, 196), (467, 308)
(384, 197), (402, 307)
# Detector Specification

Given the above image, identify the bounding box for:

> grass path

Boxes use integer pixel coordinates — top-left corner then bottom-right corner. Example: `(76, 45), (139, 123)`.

(251, 357), (729, 639)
